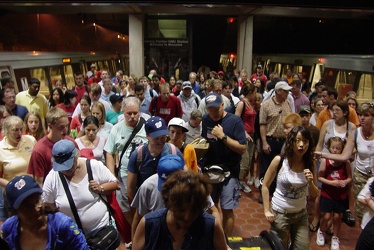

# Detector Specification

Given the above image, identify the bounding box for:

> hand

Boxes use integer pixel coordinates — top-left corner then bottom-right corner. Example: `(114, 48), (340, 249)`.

(314, 151), (322, 160)
(304, 169), (313, 182)
(246, 134), (253, 142)
(89, 180), (102, 194)
(211, 124), (224, 140)
(264, 211), (275, 223)
(262, 142), (271, 154)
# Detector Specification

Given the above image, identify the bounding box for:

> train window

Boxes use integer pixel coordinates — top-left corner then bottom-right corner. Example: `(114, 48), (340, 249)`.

(357, 73), (374, 102)
(49, 66), (62, 90)
(29, 68), (49, 97)
(335, 71), (356, 99)
(63, 65), (74, 88)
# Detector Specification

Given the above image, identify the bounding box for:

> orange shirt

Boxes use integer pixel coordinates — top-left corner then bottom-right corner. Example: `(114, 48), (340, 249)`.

(316, 106), (359, 129)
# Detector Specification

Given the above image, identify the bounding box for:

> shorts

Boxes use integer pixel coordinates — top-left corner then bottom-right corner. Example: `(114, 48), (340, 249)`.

(320, 195), (348, 214)
(211, 177), (240, 210)
(116, 176), (130, 213)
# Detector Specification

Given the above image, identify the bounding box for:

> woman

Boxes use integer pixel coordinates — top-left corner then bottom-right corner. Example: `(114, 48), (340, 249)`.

(71, 95), (91, 134)
(0, 105), (12, 140)
(75, 116), (106, 162)
(262, 126), (318, 249)
(346, 97), (358, 113)
(169, 75), (176, 91)
(309, 97), (324, 126)
(56, 90), (78, 122)
(0, 116), (37, 223)
(48, 87), (64, 108)
(24, 111), (46, 141)
(2, 175), (88, 250)
(78, 102), (113, 139)
(235, 84), (257, 193)
(315, 102), (374, 222)
(43, 139), (118, 237)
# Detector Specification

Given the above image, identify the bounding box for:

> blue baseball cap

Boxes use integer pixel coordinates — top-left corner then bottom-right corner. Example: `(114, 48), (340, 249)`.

(52, 140), (77, 171)
(6, 175), (43, 209)
(205, 92), (222, 108)
(157, 154), (185, 191)
(145, 116), (170, 138)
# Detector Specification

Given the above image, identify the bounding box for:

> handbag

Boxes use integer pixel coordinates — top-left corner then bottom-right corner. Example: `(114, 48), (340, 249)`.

(59, 160), (120, 250)
(189, 137), (210, 160)
(202, 165), (230, 183)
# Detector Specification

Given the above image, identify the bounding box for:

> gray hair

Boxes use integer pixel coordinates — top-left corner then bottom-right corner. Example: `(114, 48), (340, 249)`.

(122, 96), (140, 111)
(2, 116), (23, 136)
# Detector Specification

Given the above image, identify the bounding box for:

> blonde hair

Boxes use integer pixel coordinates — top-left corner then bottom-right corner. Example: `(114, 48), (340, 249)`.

(2, 116), (23, 136)
(91, 102), (106, 126)
(24, 111), (46, 140)
(282, 113), (302, 126)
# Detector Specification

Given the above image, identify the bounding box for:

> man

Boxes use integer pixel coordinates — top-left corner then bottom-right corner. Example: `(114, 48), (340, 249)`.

(299, 105), (319, 148)
(250, 65), (268, 86)
(151, 74), (161, 94)
(259, 81), (292, 203)
(184, 109), (203, 144)
(72, 71), (88, 104)
(238, 69), (248, 91)
(72, 83), (111, 117)
(112, 69), (124, 85)
(135, 84), (150, 114)
(132, 170), (227, 250)
(189, 72), (200, 95)
(222, 81), (240, 114)
(201, 92), (246, 236)
(1, 77), (15, 90)
(98, 69), (110, 88)
(106, 93), (124, 125)
(27, 107), (77, 187)
(198, 79), (231, 116)
(291, 80), (310, 113)
(15, 78), (48, 128)
(316, 87), (359, 129)
(101, 78), (115, 102)
(104, 96), (148, 226)
(148, 83), (183, 125)
(138, 76), (158, 108)
(0, 88), (28, 120)
(262, 77), (296, 113)
(177, 81), (201, 122)
(127, 116), (184, 204)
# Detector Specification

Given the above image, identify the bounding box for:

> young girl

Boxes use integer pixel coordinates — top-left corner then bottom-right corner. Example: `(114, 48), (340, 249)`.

(316, 137), (352, 250)
(262, 126), (318, 249)
(24, 112), (46, 141)
(48, 88), (64, 108)
(70, 95), (91, 134)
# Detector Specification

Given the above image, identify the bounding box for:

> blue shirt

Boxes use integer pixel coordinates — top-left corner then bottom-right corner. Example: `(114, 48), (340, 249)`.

(2, 212), (89, 250)
(11, 104), (29, 120)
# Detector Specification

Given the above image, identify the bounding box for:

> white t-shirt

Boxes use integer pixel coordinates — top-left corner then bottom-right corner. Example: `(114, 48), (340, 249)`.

(43, 158), (117, 236)
(355, 127), (374, 175)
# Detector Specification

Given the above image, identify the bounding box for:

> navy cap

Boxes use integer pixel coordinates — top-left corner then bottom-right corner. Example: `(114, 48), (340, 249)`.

(6, 175), (43, 209)
(157, 155), (185, 191)
(145, 116), (170, 138)
(52, 140), (77, 171)
(109, 93), (124, 104)
(205, 92), (222, 108)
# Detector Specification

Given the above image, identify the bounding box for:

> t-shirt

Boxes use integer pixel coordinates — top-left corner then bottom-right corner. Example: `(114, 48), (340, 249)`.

(15, 90), (48, 128)
(73, 85), (88, 104)
(106, 110), (123, 125)
(316, 106), (359, 129)
(43, 158), (117, 236)
(201, 112), (246, 177)
(0, 135), (36, 181)
(11, 104), (29, 120)
(27, 135), (77, 181)
(184, 121), (202, 144)
(321, 159), (349, 200)
(56, 103), (76, 122)
(70, 115), (83, 132)
(148, 95), (183, 125)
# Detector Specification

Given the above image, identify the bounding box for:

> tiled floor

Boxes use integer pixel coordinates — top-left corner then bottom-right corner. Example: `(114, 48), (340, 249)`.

(233, 187), (361, 250)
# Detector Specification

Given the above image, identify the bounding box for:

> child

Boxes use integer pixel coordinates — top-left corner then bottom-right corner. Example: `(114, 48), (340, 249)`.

(316, 136), (352, 250)
(24, 111), (46, 141)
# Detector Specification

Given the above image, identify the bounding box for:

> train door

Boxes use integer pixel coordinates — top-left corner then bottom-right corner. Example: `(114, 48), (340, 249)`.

(310, 63), (324, 90)
(356, 73), (374, 102)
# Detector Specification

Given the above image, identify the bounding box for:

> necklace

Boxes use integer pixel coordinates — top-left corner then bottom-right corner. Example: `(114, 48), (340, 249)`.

(362, 126), (374, 140)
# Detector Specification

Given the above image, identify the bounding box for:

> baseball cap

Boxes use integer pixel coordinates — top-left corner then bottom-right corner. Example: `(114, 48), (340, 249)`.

(274, 81), (292, 91)
(109, 93), (124, 104)
(257, 64), (263, 69)
(145, 116), (170, 138)
(168, 117), (189, 132)
(157, 154), (185, 191)
(182, 81), (192, 89)
(299, 105), (311, 114)
(218, 70), (224, 75)
(52, 140), (77, 171)
(80, 148), (95, 160)
(205, 92), (222, 108)
(6, 175), (43, 209)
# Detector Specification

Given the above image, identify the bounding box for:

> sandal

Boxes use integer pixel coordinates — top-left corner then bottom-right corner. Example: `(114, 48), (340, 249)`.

(309, 222), (319, 232)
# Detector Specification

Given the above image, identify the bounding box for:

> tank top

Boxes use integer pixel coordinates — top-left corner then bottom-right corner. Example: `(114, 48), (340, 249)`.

(240, 100), (256, 134)
(272, 158), (308, 212)
(76, 137), (106, 162)
(321, 159), (348, 200)
(355, 127), (374, 175)
(322, 120), (353, 152)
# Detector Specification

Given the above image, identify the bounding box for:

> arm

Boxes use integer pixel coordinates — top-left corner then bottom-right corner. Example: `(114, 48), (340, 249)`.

(260, 124), (270, 154)
(127, 171), (137, 204)
(305, 163), (319, 198)
(316, 130), (356, 161)
(132, 216), (146, 250)
(212, 124), (246, 155)
(213, 218), (229, 250)
(89, 179), (117, 196)
(261, 156), (281, 223)
(234, 101), (244, 117)
(131, 210), (143, 240)
(105, 151), (116, 175)
(315, 121), (328, 152)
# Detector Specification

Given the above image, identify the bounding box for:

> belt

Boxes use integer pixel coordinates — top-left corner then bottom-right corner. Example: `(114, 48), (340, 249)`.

(266, 136), (285, 141)
(271, 205), (304, 215)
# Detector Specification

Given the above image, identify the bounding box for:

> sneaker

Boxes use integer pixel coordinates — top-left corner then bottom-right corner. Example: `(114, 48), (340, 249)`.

(331, 236), (340, 250)
(247, 176), (254, 186)
(254, 178), (261, 188)
(316, 228), (325, 246)
(342, 210), (355, 227)
(125, 242), (132, 249)
(240, 181), (252, 193)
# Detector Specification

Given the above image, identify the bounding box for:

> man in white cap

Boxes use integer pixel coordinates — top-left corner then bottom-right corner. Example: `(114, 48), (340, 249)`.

(177, 81), (201, 122)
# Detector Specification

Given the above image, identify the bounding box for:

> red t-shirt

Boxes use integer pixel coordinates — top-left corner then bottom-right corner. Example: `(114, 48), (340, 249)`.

(73, 85), (88, 104)
(321, 159), (349, 200)
(55, 103), (76, 122)
(148, 95), (183, 125)
(27, 135), (78, 181)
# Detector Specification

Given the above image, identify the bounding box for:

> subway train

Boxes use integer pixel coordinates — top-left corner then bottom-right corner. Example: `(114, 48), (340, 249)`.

(253, 54), (374, 103)
(0, 51), (128, 97)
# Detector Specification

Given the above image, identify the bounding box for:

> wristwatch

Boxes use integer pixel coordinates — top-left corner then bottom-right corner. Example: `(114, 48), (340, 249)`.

(221, 135), (228, 142)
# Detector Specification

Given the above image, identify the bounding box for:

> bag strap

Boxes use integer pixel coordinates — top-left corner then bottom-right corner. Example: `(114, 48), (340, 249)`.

(180, 143), (187, 154)
(118, 117), (145, 174)
(277, 156), (284, 174)
(58, 172), (84, 231)
(354, 128), (358, 149)
(86, 159), (115, 215)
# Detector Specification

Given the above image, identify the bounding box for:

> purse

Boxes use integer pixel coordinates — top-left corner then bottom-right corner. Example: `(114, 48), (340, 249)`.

(189, 137), (210, 160)
(202, 165), (230, 183)
(59, 160), (120, 250)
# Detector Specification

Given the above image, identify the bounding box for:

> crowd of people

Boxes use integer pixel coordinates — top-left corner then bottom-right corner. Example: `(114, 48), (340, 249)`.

(0, 64), (373, 250)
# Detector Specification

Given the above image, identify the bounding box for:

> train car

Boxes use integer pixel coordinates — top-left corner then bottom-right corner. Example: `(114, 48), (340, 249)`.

(253, 54), (374, 103)
(0, 51), (128, 97)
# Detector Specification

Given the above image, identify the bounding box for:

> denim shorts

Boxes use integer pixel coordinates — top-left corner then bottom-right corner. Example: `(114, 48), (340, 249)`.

(211, 177), (240, 210)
